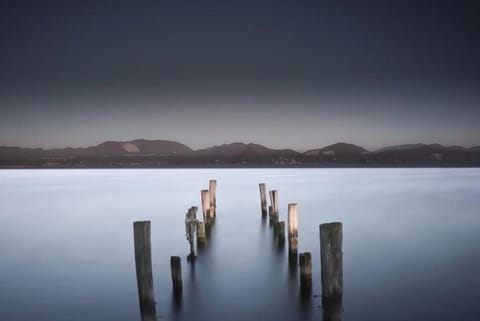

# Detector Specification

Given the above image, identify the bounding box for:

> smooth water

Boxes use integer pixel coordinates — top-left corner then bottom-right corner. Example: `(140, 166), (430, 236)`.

(0, 169), (479, 321)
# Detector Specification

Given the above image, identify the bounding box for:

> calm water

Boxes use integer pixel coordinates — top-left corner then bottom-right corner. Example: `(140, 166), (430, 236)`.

(0, 168), (479, 321)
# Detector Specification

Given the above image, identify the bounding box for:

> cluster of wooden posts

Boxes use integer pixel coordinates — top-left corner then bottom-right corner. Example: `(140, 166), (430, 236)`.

(133, 180), (217, 321)
(259, 183), (343, 307)
(133, 179), (342, 321)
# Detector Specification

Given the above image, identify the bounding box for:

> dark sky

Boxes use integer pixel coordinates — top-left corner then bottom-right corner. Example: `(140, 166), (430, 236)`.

(1, 0), (479, 150)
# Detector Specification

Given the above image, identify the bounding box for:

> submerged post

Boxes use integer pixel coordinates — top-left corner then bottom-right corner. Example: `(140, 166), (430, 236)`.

(133, 221), (156, 321)
(170, 256), (183, 293)
(201, 190), (210, 222)
(259, 183), (267, 216)
(299, 252), (312, 295)
(288, 203), (299, 264)
(320, 222), (343, 304)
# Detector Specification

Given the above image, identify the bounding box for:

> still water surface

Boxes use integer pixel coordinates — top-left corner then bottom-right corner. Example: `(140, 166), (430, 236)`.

(0, 169), (479, 321)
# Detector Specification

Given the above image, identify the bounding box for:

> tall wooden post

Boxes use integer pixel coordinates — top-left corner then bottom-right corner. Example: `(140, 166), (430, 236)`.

(201, 189), (210, 223)
(259, 183), (267, 216)
(185, 207), (198, 259)
(288, 203), (299, 264)
(209, 180), (217, 216)
(133, 221), (156, 321)
(320, 222), (343, 303)
(170, 256), (183, 293)
(299, 252), (312, 295)
(271, 190), (279, 216)
(269, 190), (279, 222)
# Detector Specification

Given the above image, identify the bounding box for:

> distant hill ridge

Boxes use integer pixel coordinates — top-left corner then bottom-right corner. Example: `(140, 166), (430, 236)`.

(0, 139), (479, 167)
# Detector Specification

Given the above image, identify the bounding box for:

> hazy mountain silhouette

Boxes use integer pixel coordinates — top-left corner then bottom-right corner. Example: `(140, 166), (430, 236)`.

(305, 142), (367, 156)
(0, 139), (479, 167)
(85, 139), (192, 156)
(303, 143), (368, 163)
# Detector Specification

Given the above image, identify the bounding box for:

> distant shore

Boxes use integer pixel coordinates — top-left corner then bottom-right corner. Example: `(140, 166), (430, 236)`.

(1, 164), (479, 169)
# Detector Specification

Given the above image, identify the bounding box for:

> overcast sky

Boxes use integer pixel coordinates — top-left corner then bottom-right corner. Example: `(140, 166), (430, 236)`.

(1, 0), (479, 151)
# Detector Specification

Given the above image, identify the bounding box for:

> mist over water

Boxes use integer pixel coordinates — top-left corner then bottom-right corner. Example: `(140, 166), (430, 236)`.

(1, 168), (479, 321)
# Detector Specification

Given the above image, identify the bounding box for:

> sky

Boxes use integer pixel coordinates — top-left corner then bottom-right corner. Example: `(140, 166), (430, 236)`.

(1, 0), (479, 151)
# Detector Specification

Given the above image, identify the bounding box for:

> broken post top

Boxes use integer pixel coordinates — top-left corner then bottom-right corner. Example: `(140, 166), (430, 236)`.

(319, 222), (343, 251)
(187, 206), (198, 220)
(134, 220), (150, 227)
(320, 222), (342, 234)
(170, 256), (181, 264)
(299, 252), (311, 263)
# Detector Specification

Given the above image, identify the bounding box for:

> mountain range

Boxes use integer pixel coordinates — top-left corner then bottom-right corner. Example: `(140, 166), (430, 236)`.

(1, 140), (479, 167)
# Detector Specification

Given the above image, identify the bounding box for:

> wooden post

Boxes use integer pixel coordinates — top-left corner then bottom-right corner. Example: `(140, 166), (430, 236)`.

(185, 207), (198, 259)
(299, 252), (312, 294)
(320, 222), (343, 303)
(269, 190), (279, 223)
(270, 190), (279, 216)
(275, 221), (285, 246)
(209, 179), (217, 209)
(197, 221), (206, 244)
(288, 203), (299, 264)
(201, 190), (210, 222)
(268, 190), (274, 217)
(170, 256), (183, 293)
(259, 183), (267, 216)
(133, 221), (156, 321)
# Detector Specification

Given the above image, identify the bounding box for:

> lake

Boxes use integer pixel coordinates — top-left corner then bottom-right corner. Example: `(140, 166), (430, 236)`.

(0, 168), (479, 321)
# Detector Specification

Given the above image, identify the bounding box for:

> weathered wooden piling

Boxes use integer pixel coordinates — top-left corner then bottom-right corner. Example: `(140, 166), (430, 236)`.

(185, 207), (198, 258)
(268, 190), (273, 215)
(201, 189), (210, 222)
(197, 221), (206, 244)
(133, 221), (156, 321)
(170, 256), (183, 293)
(259, 183), (267, 216)
(270, 190), (279, 216)
(268, 190), (279, 224)
(299, 252), (312, 294)
(274, 221), (285, 246)
(209, 179), (217, 208)
(320, 222), (343, 303)
(288, 203), (299, 264)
